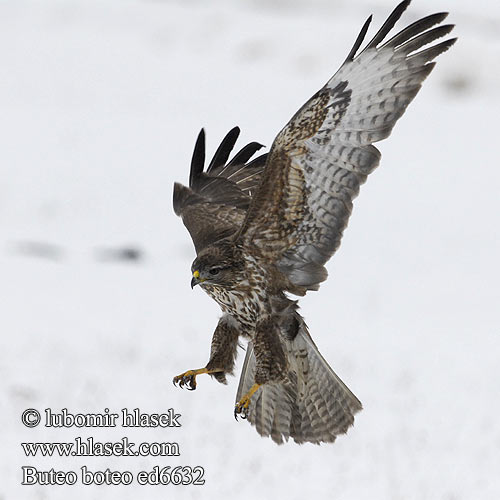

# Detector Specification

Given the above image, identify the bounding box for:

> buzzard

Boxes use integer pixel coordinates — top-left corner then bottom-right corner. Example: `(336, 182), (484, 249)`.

(173, 0), (455, 444)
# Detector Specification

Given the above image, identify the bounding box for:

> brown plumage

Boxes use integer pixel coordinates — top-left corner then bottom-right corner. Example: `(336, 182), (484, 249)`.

(172, 1), (456, 444)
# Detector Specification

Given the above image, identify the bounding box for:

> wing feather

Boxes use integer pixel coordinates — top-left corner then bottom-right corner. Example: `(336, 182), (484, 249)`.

(206, 126), (240, 173)
(363, 0), (411, 50)
(237, 0), (456, 291)
(173, 128), (267, 253)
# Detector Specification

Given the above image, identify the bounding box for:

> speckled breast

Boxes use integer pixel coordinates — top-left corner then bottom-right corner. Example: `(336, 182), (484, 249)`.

(201, 283), (267, 333)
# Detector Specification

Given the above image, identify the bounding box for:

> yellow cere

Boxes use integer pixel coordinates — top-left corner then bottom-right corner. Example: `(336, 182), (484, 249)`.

(192, 270), (200, 278)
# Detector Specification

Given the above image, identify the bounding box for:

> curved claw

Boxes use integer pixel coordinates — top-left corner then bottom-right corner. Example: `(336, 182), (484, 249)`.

(234, 406), (248, 420)
(234, 397), (250, 421)
(172, 372), (197, 390)
(234, 383), (260, 421)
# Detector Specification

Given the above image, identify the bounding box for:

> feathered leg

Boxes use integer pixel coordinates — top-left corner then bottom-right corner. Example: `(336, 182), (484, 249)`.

(173, 315), (239, 390)
(206, 315), (240, 384)
(234, 316), (287, 418)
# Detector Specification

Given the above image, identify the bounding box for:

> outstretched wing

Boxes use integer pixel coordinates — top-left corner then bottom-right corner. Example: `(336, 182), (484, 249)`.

(174, 127), (267, 253)
(237, 0), (456, 291)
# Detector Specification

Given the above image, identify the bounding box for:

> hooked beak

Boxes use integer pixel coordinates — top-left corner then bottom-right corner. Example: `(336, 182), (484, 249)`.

(191, 270), (200, 289)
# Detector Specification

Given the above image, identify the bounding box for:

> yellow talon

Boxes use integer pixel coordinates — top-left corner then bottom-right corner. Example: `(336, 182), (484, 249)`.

(173, 367), (221, 391)
(235, 383), (261, 419)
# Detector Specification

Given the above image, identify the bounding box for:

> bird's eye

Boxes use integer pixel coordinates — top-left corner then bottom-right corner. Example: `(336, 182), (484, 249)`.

(209, 268), (220, 276)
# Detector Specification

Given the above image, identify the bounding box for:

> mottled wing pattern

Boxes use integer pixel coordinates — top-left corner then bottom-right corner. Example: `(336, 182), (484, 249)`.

(238, 0), (456, 290)
(237, 318), (362, 444)
(174, 127), (267, 253)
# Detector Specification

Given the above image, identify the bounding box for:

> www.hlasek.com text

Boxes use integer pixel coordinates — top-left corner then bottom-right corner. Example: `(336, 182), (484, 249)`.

(22, 437), (180, 457)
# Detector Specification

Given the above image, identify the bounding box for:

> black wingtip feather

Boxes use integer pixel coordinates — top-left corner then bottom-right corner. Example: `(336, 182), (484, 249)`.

(395, 24), (455, 56)
(227, 142), (265, 168)
(344, 15), (372, 63)
(365, 0), (411, 50)
(189, 129), (205, 188)
(383, 12), (449, 49)
(207, 126), (240, 173)
(407, 37), (457, 65)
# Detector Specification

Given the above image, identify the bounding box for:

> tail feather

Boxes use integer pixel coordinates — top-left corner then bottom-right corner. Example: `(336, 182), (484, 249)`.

(236, 318), (362, 444)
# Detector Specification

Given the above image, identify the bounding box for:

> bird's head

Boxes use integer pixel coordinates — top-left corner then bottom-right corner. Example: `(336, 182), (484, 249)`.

(190, 241), (243, 289)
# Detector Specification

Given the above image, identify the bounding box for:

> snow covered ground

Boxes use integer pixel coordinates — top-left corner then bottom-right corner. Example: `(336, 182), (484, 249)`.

(1, 0), (499, 498)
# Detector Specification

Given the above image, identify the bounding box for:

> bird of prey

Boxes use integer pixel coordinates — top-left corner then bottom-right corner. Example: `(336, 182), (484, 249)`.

(172, 0), (455, 444)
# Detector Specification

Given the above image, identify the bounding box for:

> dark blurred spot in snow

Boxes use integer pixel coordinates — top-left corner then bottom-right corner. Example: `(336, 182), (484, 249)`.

(9, 241), (64, 261)
(9, 385), (38, 403)
(95, 246), (144, 263)
(443, 75), (474, 95)
(235, 39), (271, 63)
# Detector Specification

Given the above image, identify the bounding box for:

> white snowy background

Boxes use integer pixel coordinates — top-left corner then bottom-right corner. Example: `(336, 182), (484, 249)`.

(1, 0), (499, 498)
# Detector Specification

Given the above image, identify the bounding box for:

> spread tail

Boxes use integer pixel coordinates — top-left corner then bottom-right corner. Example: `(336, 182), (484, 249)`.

(235, 318), (362, 444)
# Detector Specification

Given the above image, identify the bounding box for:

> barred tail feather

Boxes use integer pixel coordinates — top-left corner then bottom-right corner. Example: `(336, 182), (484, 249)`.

(236, 319), (362, 444)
